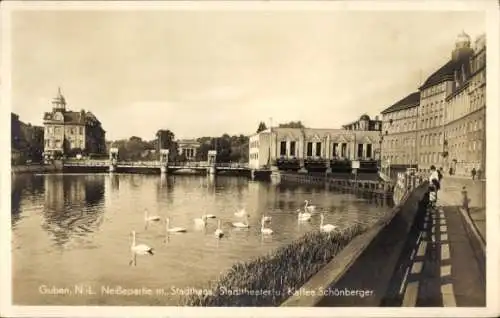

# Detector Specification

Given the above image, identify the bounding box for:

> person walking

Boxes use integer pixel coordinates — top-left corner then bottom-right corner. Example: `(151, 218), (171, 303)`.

(428, 165), (441, 205)
(471, 167), (477, 180)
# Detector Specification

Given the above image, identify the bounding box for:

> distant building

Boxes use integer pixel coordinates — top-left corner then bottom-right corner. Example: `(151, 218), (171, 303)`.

(177, 139), (200, 161)
(248, 126), (380, 171)
(342, 114), (382, 132)
(43, 88), (106, 159)
(380, 92), (420, 168)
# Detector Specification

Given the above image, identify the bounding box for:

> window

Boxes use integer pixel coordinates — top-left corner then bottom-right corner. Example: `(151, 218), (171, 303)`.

(332, 143), (338, 157)
(280, 141), (286, 156)
(79, 127), (83, 135)
(366, 144), (372, 158)
(316, 142), (322, 157)
(290, 141), (296, 157)
(357, 144), (363, 158)
(307, 142), (313, 157)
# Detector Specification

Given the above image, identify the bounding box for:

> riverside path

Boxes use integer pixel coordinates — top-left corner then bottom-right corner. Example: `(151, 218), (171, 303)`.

(383, 177), (486, 307)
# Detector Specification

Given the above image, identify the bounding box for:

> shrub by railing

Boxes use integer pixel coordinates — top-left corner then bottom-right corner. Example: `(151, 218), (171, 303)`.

(178, 223), (369, 307)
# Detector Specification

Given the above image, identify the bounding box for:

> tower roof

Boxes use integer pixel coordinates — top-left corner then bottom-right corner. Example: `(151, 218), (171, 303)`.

(51, 87), (66, 106)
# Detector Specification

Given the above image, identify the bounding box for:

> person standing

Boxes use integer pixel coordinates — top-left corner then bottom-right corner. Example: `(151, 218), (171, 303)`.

(471, 167), (477, 180)
(428, 165), (441, 205)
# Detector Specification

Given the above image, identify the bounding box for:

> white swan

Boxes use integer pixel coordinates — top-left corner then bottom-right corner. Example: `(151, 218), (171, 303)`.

(234, 208), (248, 218)
(144, 209), (161, 222)
(194, 215), (207, 227)
(298, 207), (312, 221)
(262, 215), (272, 222)
(129, 230), (154, 266)
(320, 214), (337, 233)
(232, 215), (250, 228)
(214, 220), (224, 238)
(260, 217), (273, 235)
(166, 217), (187, 233)
(304, 200), (316, 213)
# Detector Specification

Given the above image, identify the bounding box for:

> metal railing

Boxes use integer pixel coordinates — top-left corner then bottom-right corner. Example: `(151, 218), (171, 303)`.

(63, 159), (249, 169)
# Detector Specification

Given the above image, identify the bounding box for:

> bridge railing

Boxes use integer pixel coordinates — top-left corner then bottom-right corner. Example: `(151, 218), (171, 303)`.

(63, 159), (249, 169)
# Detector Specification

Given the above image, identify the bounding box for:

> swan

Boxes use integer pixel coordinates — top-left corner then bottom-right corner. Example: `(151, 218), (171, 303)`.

(298, 207), (312, 222)
(232, 215), (250, 228)
(234, 208), (249, 218)
(144, 209), (161, 222)
(129, 230), (154, 266)
(166, 217), (187, 233)
(304, 200), (316, 213)
(260, 217), (273, 235)
(320, 214), (337, 233)
(262, 215), (272, 223)
(194, 215), (207, 227)
(214, 220), (224, 238)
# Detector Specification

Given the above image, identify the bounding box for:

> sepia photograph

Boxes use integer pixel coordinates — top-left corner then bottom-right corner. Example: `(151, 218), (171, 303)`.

(1, 1), (498, 317)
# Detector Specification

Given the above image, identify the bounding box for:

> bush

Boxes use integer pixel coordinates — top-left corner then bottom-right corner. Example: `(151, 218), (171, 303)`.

(178, 223), (369, 306)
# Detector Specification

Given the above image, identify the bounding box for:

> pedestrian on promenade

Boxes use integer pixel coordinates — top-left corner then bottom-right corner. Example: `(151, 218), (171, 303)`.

(428, 165), (441, 205)
(477, 168), (482, 180)
(471, 167), (477, 180)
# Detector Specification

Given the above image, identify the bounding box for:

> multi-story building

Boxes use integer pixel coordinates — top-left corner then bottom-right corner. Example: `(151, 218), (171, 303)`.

(443, 33), (486, 176)
(248, 126), (380, 172)
(342, 114), (382, 132)
(43, 88), (106, 159)
(380, 31), (486, 177)
(177, 139), (200, 161)
(416, 31), (486, 175)
(380, 92), (420, 169)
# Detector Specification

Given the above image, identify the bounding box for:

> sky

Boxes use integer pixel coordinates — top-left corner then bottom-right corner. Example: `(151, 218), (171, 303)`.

(9, 7), (485, 141)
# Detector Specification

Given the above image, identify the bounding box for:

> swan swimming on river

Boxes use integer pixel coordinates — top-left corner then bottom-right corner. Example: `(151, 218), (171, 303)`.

(129, 230), (154, 266)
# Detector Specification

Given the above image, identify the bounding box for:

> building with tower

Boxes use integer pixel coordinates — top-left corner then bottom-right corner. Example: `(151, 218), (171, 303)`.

(379, 31), (486, 177)
(43, 88), (106, 159)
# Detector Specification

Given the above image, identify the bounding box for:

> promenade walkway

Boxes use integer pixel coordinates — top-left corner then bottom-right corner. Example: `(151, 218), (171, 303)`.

(383, 177), (486, 307)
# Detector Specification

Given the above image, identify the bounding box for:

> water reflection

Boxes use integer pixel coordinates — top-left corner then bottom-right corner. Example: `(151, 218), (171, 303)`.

(42, 175), (105, 247)
(12, 173), (393, 306)
(11, 174), (44, 228)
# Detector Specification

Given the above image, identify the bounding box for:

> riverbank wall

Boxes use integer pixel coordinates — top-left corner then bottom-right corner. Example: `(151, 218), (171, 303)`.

(281, 176), (428, 307)
(11, 162), (62, 174)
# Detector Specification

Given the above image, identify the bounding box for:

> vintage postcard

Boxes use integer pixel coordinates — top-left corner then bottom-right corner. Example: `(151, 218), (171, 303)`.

(1, 0), (499, 317)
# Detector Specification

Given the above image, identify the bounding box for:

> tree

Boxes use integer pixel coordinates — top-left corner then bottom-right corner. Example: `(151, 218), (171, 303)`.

(256, 122), (267, 133)
(155, 129), (177, 160)
(278, 121), (306, 128)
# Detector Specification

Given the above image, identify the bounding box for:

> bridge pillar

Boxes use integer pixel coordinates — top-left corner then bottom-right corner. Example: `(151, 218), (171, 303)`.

(160, 149), (169, 175)
(207, 150), (217, 175)
(299, 159), (307, 174)
(109, 147), (118, 173)
(270, 165), (281, 184)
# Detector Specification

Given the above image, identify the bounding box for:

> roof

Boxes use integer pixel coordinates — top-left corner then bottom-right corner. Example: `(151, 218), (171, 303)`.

(43, 110), (102, 126)
(419, 54), (472, 90)
(381, 92), (420, 114)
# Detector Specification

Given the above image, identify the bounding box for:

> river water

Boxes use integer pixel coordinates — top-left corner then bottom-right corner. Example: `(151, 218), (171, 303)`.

(11, 173), (392, 306)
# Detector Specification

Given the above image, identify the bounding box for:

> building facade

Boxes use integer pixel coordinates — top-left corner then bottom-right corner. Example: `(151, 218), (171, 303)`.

(177, 139), (200, 161)
(380, 31), (486, 177)
(380, 92), (420, 169)
(248, 126), (380, 171)
(43, 88), (106, 159)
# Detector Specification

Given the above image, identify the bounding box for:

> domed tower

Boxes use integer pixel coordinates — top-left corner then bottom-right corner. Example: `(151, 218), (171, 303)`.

(51, 87), (66, 112)
(452, 30), (474, 61)
(359, 114), (370, 131)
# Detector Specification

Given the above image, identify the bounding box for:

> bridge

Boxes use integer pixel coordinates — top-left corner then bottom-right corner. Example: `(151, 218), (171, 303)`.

(63, 159), (249, 171)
